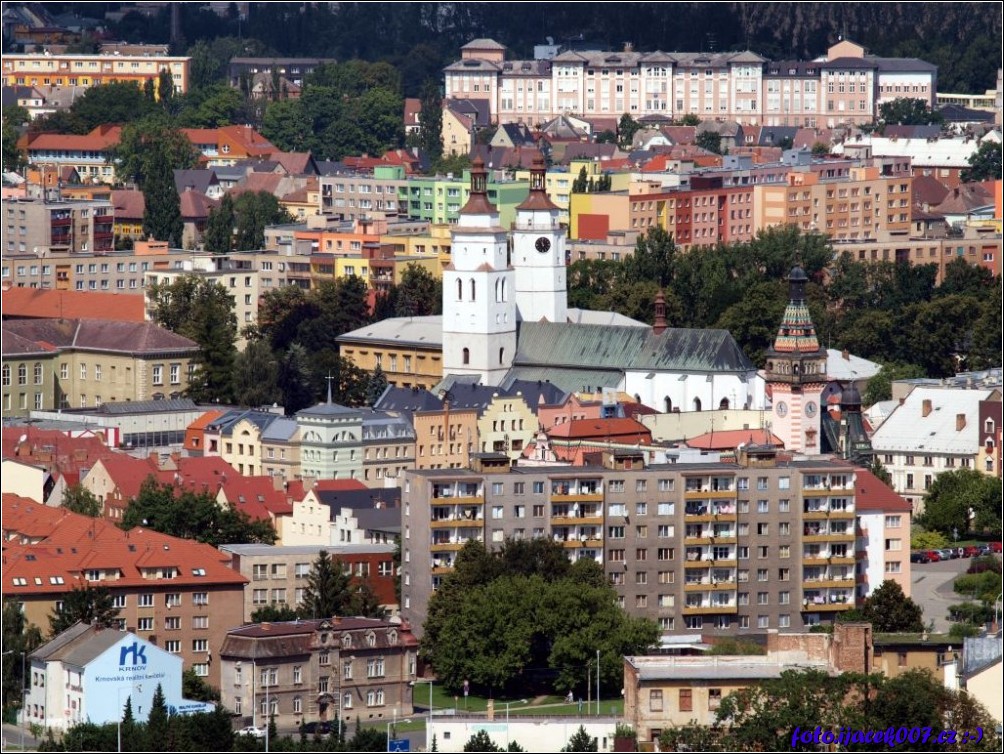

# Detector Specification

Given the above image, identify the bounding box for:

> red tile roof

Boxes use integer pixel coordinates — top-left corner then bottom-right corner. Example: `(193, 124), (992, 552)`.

(179, 188), (217, 219)
(548, 417), (652, 442)
(92, 455), (160, 501)
(1, 289), (146, 322)
(218, 476), (293, 519)
(685, 428), (783, 451)
(25, 125), (122, 153)
(287, 478), (367, 502)
(854, 469), (912, 512)
(111, 188), (145, 220)
(2, 427), (121, 485)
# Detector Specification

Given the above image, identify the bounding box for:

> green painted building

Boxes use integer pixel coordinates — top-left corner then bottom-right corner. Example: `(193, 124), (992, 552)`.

(400, 172), (529, 227)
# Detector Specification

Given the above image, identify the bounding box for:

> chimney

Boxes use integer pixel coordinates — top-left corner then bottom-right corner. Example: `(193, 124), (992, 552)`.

(921, 399), (933, 417)
(260, 622), (271, 631)
(841, 348), (849, 361)
(652, 289), (668, 335)
(956, 413), (966, 431)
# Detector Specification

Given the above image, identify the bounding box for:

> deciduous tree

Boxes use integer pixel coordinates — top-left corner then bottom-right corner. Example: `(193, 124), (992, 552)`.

(49, 584), (120, 636)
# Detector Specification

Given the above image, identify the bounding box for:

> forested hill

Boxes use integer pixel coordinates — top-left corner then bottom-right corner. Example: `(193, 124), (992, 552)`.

(51, 2), (1003, 95)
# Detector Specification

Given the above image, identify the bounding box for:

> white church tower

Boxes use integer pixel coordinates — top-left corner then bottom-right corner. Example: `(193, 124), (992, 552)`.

(512, 156), (567, 324)
(442, 157), (516, 386)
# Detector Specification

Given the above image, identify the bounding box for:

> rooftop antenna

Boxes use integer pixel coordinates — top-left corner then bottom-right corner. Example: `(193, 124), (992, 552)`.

(325, 372), (334, 404)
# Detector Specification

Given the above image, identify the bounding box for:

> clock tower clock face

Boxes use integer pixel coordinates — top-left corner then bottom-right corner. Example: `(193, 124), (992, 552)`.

(775, 401), (788, 417)
(534, 236), (551, 253)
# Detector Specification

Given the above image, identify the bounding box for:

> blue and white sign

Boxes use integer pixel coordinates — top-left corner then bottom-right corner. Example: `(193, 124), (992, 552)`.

(388, 738), (410, 752)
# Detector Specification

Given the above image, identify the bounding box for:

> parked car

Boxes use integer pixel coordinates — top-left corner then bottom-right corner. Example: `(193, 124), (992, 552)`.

(937, 548), (957, 560)
(990, 541), (1003, 553)
(925, 550), (941, 562)
(238, 727), (266, 739)
(977, 544), (992, 556)
(301, 722), (332, 735)
(963, 545), (981, 558)
(910, 551), (930, 564)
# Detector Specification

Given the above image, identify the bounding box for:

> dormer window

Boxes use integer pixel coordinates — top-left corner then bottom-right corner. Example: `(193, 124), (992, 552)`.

(342, 634), (352, 649)
(366, 631), (377, 647)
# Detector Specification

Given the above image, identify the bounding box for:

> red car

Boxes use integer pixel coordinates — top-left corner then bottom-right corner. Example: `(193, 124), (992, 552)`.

(963, 545), (981, 558)
(925, 550), (941, 562)
(990, 542), (1002, 553)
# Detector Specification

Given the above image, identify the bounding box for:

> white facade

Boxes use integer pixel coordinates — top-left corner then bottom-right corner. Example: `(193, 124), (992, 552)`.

(511, 170), (568, 325)
(428, 718), (621, 753)
(623, 370), (766, 414)
(442, 165), (516, 386)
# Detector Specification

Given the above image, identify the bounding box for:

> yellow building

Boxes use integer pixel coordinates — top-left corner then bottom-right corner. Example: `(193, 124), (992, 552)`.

(381, 223), (453, 275)
(2, 319), (198, 409)
(1, 329), (58, 417)
(442, 106), (475, 157)
(569, 190), (631, 240)
(753, 167), (912, 240)
(220, 416), (268, 477)
(337, 317), (444, 391)
(476, 393), (536, 462)
(3, 53), (190, 94)
(260, 417), (301, 483)
(413, 406), (480, 470)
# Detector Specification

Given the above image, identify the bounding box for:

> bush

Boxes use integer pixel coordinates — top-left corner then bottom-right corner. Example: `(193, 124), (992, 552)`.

(911, 529), (948, 550)
(967, 556), (1001, 575)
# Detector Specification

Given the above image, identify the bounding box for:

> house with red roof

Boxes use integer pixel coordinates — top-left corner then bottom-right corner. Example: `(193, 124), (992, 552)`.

(81, 454), (160, 521)
(854, 468), (913, 597)
(21, 125), (123, 183)
(2, 289), (147, 323)
(1, 427), (121, 504)
(685, 428), (783, 452)
(543, 417), (653, 465)
(2, 495), (247, 688)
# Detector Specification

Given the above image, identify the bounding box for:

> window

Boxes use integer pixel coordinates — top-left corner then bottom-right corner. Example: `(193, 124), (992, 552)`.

(165, 593), (181, 608)
(165, 616), (181, 630)
(366, 689), (386, 707)
(343, 660), (353, 680)
(679, 689), (693, 712)
(193, 663), (209, 677)
(366, 658), (385, 678)
(708, 689), (722, 711)
(649, 690), (664, 712)
(294, 666), (303, 684)
(192, 616), (209, 629)
(138, 618), (153, 631)
(193, 639), (208, 652)
(138, 594), (154, 608)
(165, 640), (181, 654)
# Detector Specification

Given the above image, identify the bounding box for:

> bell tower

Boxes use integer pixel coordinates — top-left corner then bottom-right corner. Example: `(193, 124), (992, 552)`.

(765, 266), (827, 454)
(512, 156), (567, 324)
(442, 158), (516, 386)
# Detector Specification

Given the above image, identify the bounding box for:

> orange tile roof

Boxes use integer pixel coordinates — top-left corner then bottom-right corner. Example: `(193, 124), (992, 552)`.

(685, 428), (783, 451)
(2, 288), (146, 322)
(186, 410), (226, 433)
(93, 455), (160, 500)
(854, 469), (912, 512)
(2, 427), (121, 484)
(547, 417), (652, 442)
(2, 497), (247, 595)
(219, 476), (293, 519)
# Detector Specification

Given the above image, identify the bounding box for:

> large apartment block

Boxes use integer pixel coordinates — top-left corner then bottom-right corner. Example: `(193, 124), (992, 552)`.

(445, 38), (935, 128)
(3, 52), (190, 94)
(401, 448), (860, 639)
(3, 198), (114, 255)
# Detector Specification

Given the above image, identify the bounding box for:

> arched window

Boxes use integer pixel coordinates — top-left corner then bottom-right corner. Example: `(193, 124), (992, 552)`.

(33, 362), (42, 385)
(1, 364), (9, 387)
(462, 347), (470, 365)
(495, 279), (502, 302)
(693, 397), (702, 412)
(470, 279), (476, 301)
(719, 397), (730, 409)
(17, 364), (26, 385)
(456, 278), (463, 300)
(501, 278), (507, 302)
(499, 347), (505, 365)
(664, 396), (672, 413)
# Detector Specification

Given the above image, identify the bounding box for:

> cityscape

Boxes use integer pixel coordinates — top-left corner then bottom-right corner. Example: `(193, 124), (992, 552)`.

(1, 2), (1002, 752)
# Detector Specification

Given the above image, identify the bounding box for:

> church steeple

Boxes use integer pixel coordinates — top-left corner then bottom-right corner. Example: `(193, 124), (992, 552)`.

(516, 155), (558, 211)
(765, 265), (827, 454)
(459, 157), (496, 217)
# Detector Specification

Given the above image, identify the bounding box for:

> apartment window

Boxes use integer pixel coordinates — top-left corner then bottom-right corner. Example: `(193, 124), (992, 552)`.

(757, 568), (768, 582)
(138, 594), (154, 608)
(152, 365), (163, 385)
(657, 548), (674, 561)
(170, 364), (180, 384)
(679, 689), (693, 711)
(165, 640), (181, 654)
(757, 523), (769, 536)
(193, 639), (208, 653)
(885, 515), (901, 528)
(757, 592), (769, 605)
(636, 502), (648, 516)
(80, 363), (87, 380)
(165, 617), (181, 630)
(138, 618), (153, 631)
(366, 658), (385, 678)
(343, 660), (353, 680)
(649, 690), (664, 712)
(708, 689), (722, 711)
(778, 568), (790, 582)
(758, 615), (769, 629)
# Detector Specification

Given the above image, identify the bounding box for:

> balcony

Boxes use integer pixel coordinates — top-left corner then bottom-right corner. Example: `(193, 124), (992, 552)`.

(430, 516), (483, 528)
(803, 532), (853, 543)
(684, 488), (736, 500)
(431, 540), (479, 553)
(802, 599), (854, 612)
(682, 604), (738, 615)
(683, 580), (737, 592)
(550, 490), (602, 503)
(684, 558), (736, 568)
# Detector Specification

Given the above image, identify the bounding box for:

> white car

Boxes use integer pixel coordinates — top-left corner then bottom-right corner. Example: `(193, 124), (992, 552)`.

(238, 726), (266, 739)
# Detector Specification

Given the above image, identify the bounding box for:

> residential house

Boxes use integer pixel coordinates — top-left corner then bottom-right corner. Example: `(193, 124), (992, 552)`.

(2, 196), (114, 254)
(2, 496), (247, 688)
(218, 617), (418, 732)
(958, 635), (1002, 724)
(260, 417), (301, 483)
(853, 470), (913, 598)
(978, 397), (1002, 478)
(869, 387), (1000, 513)
(2, 328), (58, 417)
(361, 410), (417, 487)
(2, 52), (189, 94)
(81, 454), (160, 521)
(297, 399), (365, 482)
(280, 483), (400, 548)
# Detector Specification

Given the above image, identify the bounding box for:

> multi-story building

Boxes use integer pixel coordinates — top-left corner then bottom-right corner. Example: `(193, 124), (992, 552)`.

(1, 327), (58, 417)
(2, 318), (198, 409)
(854, 469), (913, 598)
(227, 57), (336, 90)
(320, 165), (409, 219)
(297, 399), (365, 482)
(2, 197), (114, 255)
(3, 497), (246, 688)
(412, 405), (480, 470)
(20, 127), (122, 184)
(445, 39), (936, 129)
(338, 318), (445, 390)
(361, 410), (417, 487)
(219, 544), (398, 623)
(2, 52), (190, 94)
(401, 446), (861, 638)
(978, 397), (1002, 478)
(870, 386), (1000, 513)
(218, 617), (418, 732)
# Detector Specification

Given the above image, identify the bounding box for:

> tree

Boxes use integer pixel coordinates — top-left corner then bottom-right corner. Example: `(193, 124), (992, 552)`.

(122, 478), (277, 547)
(562, 726), (598, 752)
(2, 599), (43, 709)
(395, 263), (442, 317)
(62, 484), (103, 517)
(2, 105), (28, 173)
(147, 276), (238, 403)
(919, 468), (1002, 536)
(811, 141), (829, 156)
(261, 99), (313, 152)
(624, 226), (677, 287)
(182, 668), (221, 703)
(233, 339), (280, 408)
(233, 191), (294, 251)
(298, 550), (354, 619)
(250, 604), (299, 623)
(617, 113), (641, 149)
(49, 584), (120, 636)
(276, 343), (317, 415)
(141, 139), (184, 248)
(696, 129), (722, 154)
(868, 456), (893, 486)
(843, 580), (924, 632)
(418, 78), (444, 162)
(203, 193), (235, 254)
(365, 364), (389, 406)
(961, 140), (1002, 182)
(862, 362), (926, 404)
(464, 730), (503, 752)
(572, 166), (589, 193)
(678, 113), (702, 126)
(146, 684), (169, 751)
(115, 118), (199, 189)
(157, 69), (176, 109)
(878, 97), (944, 126)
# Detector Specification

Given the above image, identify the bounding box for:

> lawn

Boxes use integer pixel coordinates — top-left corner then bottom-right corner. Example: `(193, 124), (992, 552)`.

(415, 681), (621, 717)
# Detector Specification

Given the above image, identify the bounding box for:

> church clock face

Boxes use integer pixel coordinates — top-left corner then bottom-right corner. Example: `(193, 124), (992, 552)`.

(805, 401), (817, 418)
(775, 401), (788, 418)
(535, 236), (551, 253)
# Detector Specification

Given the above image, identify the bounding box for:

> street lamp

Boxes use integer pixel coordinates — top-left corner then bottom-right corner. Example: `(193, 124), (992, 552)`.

(505, 699), (528, 744)
(386, 715), (411, 752)
(412, 679), (434, 738)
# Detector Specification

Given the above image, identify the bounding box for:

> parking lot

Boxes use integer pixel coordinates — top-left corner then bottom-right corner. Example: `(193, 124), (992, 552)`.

(910, 551), (1000, 633)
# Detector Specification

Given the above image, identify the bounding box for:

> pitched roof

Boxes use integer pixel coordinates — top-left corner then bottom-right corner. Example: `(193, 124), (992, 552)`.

(685, 428), (782, 451)
(870, 387), (996, 455)
(173, 169), (219, 195)
(854, 468), (912, 512)
(1, 328), (56, 356)
(111, 188), (145, 219)
(547, 417), (652, 442)
(178, 188), (217, 219)
(2, 289), (146, 322)
(373, 386), (444, 414)
(218, 476), (293, 519)
(514, 322), (755, 373)
(92, 455), (160, 500)
(461, 38), (506, 50)
(2, 318), (197, 354)
(25, 126), (121, 153)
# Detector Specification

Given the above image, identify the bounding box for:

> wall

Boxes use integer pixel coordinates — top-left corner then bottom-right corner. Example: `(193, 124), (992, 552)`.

(427, 718), (620, 753)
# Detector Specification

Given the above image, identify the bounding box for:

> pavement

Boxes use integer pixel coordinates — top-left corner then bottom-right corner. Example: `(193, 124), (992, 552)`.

(910, 554), (997, 633)
(1, 721), (37, 752)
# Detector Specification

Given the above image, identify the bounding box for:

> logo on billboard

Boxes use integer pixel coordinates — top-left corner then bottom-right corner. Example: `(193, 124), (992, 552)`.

(119, 641), (148, 667)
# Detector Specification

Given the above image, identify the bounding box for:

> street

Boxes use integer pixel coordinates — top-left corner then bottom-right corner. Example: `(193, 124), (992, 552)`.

(910, 555), (995, 633)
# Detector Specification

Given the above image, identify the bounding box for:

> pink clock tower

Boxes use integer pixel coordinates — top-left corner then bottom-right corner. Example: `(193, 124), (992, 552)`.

(765, 266), (827, 454)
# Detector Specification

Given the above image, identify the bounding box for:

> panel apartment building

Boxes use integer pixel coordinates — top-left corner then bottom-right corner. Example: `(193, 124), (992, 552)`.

(401, 448), (861, 639)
